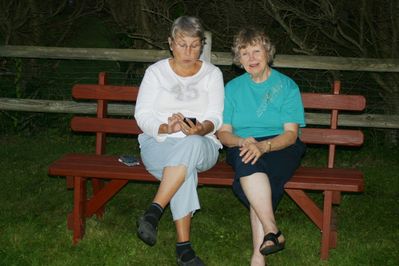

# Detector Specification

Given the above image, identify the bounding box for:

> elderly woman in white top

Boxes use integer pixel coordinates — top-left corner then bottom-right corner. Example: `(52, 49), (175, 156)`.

(134, 16), (224, 266)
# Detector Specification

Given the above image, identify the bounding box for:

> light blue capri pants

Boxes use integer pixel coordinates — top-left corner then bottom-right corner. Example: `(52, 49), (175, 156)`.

(138, 133), (220, 220)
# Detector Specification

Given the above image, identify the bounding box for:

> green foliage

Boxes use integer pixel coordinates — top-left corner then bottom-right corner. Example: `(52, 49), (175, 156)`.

(0, 132), (398, 265)
(64, 16), (116, 48)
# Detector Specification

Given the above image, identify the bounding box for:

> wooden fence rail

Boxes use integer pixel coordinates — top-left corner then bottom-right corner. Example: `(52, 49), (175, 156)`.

(1, 42), (399, 129)
(1, 45), (399, 71)
(1, 98), (398, 129)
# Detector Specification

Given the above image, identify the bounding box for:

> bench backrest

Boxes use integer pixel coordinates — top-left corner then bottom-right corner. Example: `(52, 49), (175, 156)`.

(71, 72), (366, 168)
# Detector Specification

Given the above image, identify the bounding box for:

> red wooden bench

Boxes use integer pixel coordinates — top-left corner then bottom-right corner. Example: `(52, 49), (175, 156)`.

(48, 72), (365, 260)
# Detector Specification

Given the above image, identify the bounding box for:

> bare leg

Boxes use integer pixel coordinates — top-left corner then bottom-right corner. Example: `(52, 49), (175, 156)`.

(250, 207), (266, 266)
(175, 213), (191, 242)
(240, 173), (285, 251)
(153, 165), (187, 208)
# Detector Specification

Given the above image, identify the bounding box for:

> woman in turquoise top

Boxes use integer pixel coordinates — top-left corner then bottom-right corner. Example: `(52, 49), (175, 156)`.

(218, 27), (306, 265)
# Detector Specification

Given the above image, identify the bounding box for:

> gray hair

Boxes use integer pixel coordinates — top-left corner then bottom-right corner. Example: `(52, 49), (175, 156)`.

(170, 16), (205, 44)
(232, 27), (276, 66)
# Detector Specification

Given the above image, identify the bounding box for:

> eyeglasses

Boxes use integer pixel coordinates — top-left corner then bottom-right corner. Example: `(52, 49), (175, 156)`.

(173, 40), (202, 51)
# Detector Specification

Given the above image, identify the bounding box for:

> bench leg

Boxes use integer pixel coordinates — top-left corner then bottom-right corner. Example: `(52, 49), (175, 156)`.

(85, 179), (128, 217)
(91, 178), (105, 218)
(285, 189), (323, 228)
(330, 209), (338, 248)
(320, 191), (334, 259)
(285, 189), (336, 260)
(72, 176), (87, 245)
(66, 177), (107, 220)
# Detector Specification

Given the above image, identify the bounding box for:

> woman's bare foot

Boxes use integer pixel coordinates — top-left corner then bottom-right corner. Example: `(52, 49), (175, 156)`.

(251, 252), (266, 266)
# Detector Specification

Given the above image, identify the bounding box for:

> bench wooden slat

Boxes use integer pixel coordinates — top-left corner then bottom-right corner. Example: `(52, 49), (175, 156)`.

(302, 93), (366, 111)
(49, 154), (363, 192)
(199, 164), (363, 191)
(71, 85), (366, 111)
(72, 84), (139, 101)
(71, 117), (142, 134)
(300, 128), (364, 146)
(286, 177), (362, 192)
(71, 118), (364, 146)
(48, 154), (156, 182)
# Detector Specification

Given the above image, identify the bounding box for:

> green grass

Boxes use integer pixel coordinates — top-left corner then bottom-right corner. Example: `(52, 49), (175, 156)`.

(0, 131), (398, 266)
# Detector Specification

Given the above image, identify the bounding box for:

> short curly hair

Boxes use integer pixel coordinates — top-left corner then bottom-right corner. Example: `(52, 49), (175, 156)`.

(232, 27), (275, 66)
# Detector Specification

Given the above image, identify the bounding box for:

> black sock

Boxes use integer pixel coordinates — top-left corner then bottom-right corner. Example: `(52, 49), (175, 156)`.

(143, 202), (163, 228)
(176, 241), (196, 262)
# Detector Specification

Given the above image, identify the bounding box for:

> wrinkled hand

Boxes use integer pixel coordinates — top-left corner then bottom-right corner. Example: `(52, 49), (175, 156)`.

(239, 137), (264, 165)
(238, 137), (257, 147)
(167, 113), (183, 133)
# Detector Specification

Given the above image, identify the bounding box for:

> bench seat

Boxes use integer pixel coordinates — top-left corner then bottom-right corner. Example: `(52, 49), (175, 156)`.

(49, 153), (363, 192)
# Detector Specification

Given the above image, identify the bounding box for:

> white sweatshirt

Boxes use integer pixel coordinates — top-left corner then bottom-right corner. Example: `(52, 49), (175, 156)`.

(135, 58), (224, 146)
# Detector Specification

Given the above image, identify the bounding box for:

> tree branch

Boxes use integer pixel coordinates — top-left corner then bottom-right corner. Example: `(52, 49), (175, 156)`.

(127, 33), (165, 49)
(264, 0), (316, 55)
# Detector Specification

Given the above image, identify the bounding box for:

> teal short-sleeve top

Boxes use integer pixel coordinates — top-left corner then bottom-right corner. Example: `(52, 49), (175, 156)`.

(223, 68), (306, 138)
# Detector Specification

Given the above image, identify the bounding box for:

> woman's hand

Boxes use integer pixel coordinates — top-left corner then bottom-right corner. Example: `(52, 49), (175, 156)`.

(164, 113), (213, 136)
(238, 137), (256, 147)
(179, 117), (203, 136)
(239, 138), (264, 165)
(167, 113), (183, 134)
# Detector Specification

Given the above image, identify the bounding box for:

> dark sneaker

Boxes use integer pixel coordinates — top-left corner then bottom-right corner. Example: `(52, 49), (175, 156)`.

(177, 254), (205, 266)
(136, 215), (157, 246)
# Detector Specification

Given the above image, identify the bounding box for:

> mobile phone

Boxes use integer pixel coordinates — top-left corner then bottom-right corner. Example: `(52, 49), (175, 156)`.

(184, 117), (197, 126)
(118, 155), (140, 167)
